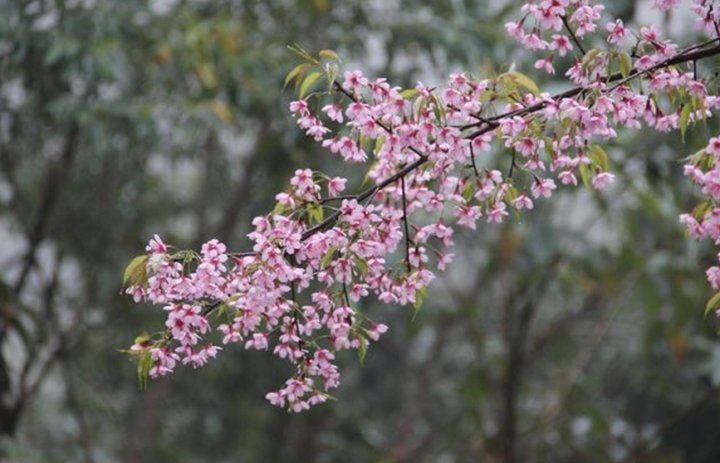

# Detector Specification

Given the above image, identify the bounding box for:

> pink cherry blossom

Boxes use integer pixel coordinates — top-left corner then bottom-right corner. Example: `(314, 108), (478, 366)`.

(592, 172), (615, 190)
(327, 177), (347, 196)
(126, 0), (720, 413)
(606, 19), (628, 45)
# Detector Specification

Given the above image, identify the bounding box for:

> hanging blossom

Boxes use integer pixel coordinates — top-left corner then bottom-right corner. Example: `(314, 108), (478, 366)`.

(125, 0), (720, 412)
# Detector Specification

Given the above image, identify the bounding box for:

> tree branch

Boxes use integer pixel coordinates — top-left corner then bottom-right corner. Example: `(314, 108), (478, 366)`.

(14, 124), (80, 295)
(300, 39), (720, 245)
(561, 15), (586, 56)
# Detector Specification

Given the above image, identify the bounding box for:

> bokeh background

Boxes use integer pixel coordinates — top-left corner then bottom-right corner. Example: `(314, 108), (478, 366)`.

(1, 0), (720, 462)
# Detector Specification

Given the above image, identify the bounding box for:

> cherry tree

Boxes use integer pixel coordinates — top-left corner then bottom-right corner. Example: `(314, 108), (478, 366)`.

(123, 0), (720, 413)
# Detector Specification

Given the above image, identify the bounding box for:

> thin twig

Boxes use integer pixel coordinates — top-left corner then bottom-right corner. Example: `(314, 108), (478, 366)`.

(508, 149), (517, 178)
(400, 175), (412, 272)
(319, 194), (360, 204)
(469, 142), (480, 177)
(561, 15), (586, 56)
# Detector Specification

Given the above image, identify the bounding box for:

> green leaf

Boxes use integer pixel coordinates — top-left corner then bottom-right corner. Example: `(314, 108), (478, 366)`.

(400, 88), (419, 99)
(578, 163), (592, 189)
(479, 89), (495, 103)
(705, 292), (720, 317)
(413, 286), (427, 319)
(431, 95), (446, 123)
(357, 336), (367, 366)
(214, 303), (228, 318)
(308, 203), (324, 224)
(137, 349), (152, 390)
(618, 52), (632, 78)
(284, 63), (310, 90)
(133, 332), (150, 347)
(413, 96), (427, 119)
(318, 49), (339, 61)
(299, 71), (322, 99)
(123, 255), (148, 288)
(588, 145), (609, 172)
(373, 135), (386, 157)
(462, 182), (475, 203)
(287, 43), (318, 64)
(321, 246), (338, 268)
(692, 201), (711, 221)
(360, 162), (377, 189)
(359, 134), (372, 152)
(171, 250), (196, 265)
(505, 71), (540, 95)
(505, 184), (518, 204)
(273, 201), (288, 215)
(582, 48), (602, 71)
(680, 104), (692, 142)
(544, 136), (557, 162)
(353, 255), (368, 276)
(699, 96), (708, 125)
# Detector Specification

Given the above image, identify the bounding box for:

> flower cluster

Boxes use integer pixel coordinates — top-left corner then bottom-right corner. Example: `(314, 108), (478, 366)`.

(126, 0), (720, 411)
(682, 136), (720, 299)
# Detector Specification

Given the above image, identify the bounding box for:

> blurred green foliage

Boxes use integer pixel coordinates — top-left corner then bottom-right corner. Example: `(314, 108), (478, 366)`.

(1, 1), (720, 462)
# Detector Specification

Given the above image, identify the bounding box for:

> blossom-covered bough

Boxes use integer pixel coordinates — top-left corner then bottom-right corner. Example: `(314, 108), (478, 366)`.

(124, 0), (720, 412)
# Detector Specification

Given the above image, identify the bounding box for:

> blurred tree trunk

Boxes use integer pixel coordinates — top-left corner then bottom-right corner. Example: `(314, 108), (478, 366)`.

(500, 298), (535, 463)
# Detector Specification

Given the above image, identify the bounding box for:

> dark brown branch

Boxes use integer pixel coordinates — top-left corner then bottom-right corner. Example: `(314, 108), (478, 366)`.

(508, 149), (517, 178)
(561, 15), (586, 56)
(319, 194), (361, 204)
(303, 40), (720, 246)
(469, 142), (480, 177)
(200, 38), (720, 276)
(400, 175), (411, 272)
(464, 39), (720, 135)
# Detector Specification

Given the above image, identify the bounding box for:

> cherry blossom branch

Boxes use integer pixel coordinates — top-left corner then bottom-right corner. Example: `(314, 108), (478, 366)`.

(606, 36), (720, 92)
(123, 1), (720, 414)
(464, 38), (720, 135)
(299, 37), (720, 245)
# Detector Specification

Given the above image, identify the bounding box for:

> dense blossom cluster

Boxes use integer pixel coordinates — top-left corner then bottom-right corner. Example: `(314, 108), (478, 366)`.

(126, 0), (720, 411)
(682, 136), (720, 300)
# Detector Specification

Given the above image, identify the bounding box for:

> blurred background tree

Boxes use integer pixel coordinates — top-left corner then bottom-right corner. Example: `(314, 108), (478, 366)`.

(0, 0), (719, 462)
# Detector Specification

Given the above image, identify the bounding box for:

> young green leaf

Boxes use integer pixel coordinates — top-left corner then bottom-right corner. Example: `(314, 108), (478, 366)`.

(578, 163), (592, 189)
(123, 255), (148, 288)
(617, 52), (632, 78)
(582, 48), (602, 71)
(318, 49), (339, 61)
(462, 182), (475, 203)
(353, 255), (368, 276)
(284, 63), (310, 90)
(413, 286), (427, 319)
(505, 71), (540, 95)
(400, 88), (419, 99)
(137, 349), (152, 390)
(680, 104), (692, 142)
(357, 336), (367, 366)
(589, 145), (609, 172)
(705, 291), (720, 317)
(299, 71), (323, 99)
(308, 203), (324, 224)
(321, 246), (338, 268)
